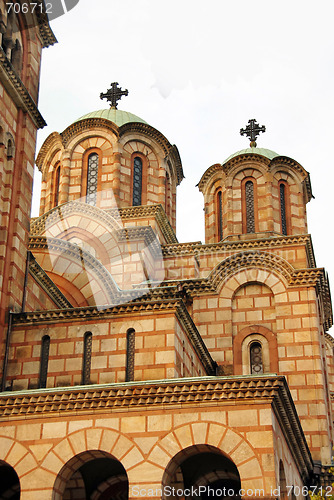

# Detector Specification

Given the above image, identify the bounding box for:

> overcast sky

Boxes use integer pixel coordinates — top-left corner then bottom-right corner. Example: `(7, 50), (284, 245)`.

(34, 0), (334, 331)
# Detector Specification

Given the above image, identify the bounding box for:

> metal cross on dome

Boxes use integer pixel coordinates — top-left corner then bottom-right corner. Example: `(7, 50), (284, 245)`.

(240, 119), (266, 147)
(100, 82), (129, 109)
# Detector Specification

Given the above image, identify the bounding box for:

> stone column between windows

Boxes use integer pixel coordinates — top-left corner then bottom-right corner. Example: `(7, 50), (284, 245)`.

(111, 150), (121, 202)
(59, 149), (71, 205)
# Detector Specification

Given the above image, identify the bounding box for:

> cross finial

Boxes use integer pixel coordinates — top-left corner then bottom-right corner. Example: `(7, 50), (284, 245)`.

(100, 82), (129, 109)
(240, 119), (266, 147)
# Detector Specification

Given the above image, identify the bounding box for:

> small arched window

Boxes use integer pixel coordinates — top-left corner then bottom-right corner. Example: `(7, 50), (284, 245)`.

(216, 190), (223, 241)
(125, 328), (135, 382)
(6, 139), (14, 159)
(250, 341), (263, 374)
(82, 332), (92, 385)
(245, 180), (255, 233)
(132, 156), (143, 206)
(11, 39), (22, 72)
(39, 335), (50, 389)
(53, 164), (61, 207)
(279, 182), (287, 235)
(86, 152), (99, 205)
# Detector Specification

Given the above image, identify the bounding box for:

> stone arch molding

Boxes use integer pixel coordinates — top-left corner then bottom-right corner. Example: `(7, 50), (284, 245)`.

(0, 435), (38, 492)
(145, 421), (265, 488)
(209, 250), (292, 294)
(37, 427), (145, 497)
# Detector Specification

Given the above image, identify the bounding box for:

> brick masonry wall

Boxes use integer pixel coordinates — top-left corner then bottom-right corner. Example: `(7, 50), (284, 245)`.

(0, 403), (300, 499)
(7, 312), (206, 391)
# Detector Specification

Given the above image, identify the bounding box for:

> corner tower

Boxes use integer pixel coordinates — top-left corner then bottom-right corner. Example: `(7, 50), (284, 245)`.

(36, 83), (183, 233)
(198, 119), (312, 244)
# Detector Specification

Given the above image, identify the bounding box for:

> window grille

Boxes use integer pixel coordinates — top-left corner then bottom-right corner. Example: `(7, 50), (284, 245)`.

(132, 157), (142, 206)
(82, 332), (92, 385)
(250, 342), (263, 374)
(217, 190), (223, 241)
(39, 335), (50, 388)
(280, 183), (287, 235)
(87, 153), (99, 205)
(245, 180), (255, 233)
(126, 329), (135, 382)
(54, 165), (61, 207)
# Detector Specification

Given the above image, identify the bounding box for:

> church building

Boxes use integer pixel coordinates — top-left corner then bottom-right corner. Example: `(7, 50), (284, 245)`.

(0, 2), (334, 499)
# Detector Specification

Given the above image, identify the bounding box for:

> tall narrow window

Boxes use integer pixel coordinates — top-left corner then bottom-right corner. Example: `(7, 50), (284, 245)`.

(217, 190), (223, 241)
(39, 335), (50, 388)
(53, 164), (61, 207)
(250, 342), (263, 374)
(280, 183), (287, 235)
(82, 332), (92, 385)
(245, 180), (255, 233)
(165, 171), (170, 216)
(126, 328), (135, 382)
(132, 157), (142, 206)
(86, 152), (99, 205)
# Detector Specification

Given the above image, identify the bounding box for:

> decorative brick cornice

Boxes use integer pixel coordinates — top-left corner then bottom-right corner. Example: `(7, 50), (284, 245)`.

(35, 132), (62, 171)
(161, 250), (333, 329)
(30, 202), (122, 236)
(0, 47), (46, 129)
(0, 375), (313, 481)
(197, 154), (311, 199)
(325, 332), (334, 347)
(34, 2), (58, 47)
(162, 234), (316, 268)
(223, 153), (271, 174)
(107, 204), (178, 244)
(197, 164), (222, 192)
(117, 227), (162, 258)
(29, 257), (73, 309)
(12, 298), (215, 374)
(61, 118), (119, 147)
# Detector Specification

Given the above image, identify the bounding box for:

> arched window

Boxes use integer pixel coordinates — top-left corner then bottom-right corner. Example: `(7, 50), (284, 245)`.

(245, 180), (255, 233)
(11, 39), (22, 72)
(6, 138), (14, 159)
(53, 163), (61, 207)
(250, 341), (263, 374)
(39, 335), (50, 389)
(279, 182), (287, 235)
(165, 171), (171, 216)
(86, 152), (99, 205)
(125, 328), (135, 382)
(216, 190), (223, 241)
(132, 156), (143, 206)
(82, 332), (92, 385)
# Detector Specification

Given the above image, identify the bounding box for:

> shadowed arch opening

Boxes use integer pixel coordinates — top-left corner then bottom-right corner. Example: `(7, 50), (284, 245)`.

(0, 461), (20, 499)
(52, 450), (128, 500)
(162, 445), (241, 499)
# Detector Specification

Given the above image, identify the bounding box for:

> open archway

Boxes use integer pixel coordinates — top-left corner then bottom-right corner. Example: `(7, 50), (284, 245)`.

(53, 450), (128, 500)
(162, 444), (241, 499)
(0, 461), (20, 499)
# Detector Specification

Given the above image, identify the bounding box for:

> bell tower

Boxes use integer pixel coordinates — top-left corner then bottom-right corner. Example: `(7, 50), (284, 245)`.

(198, 119), (312, 244)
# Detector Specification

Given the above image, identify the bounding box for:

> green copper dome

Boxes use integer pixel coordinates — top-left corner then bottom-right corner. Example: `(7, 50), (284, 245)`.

(223, 147), (280, 164)
(74, 108), (148, 127)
